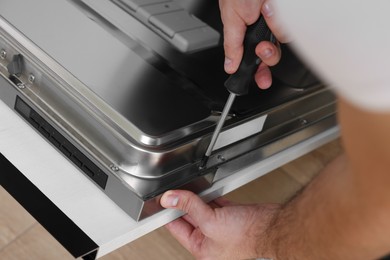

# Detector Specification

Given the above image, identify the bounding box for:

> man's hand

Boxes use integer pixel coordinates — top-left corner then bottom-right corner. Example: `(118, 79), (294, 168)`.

(160, 190), (279, 260)
(219, 0), (290, 89)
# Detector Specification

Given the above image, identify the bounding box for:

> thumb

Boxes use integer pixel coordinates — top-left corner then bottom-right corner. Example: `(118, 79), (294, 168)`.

(261, 0), (292, 43)
(160, 190), (216, 228)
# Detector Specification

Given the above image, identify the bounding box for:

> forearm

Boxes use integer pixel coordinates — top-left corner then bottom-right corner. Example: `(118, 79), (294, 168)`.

(266, 154), (363, 259)
(265, 100), (390, 260)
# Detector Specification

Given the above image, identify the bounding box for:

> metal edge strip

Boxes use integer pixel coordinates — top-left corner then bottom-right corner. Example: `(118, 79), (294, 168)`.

(0, 15), (148, 145)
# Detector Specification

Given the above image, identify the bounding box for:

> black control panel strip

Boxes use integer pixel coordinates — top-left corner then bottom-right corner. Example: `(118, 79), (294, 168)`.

(14, 96), (108, 190)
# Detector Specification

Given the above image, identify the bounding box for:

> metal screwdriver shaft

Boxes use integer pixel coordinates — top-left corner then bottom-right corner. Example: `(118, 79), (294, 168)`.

(199, 93), (235, 168)
(199, 15), (272, 169)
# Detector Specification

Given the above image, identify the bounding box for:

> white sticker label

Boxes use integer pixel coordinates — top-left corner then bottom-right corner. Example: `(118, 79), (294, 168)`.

(213, 114), (268, 151)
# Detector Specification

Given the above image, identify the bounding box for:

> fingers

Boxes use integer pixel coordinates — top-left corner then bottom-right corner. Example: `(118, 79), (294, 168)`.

(254, 40), (281, 89)
(164, 217), (206, 254)
(261, 0), (291, 43)
(160, 190), (216, 230)
(219, 0), (284, 90)
(161, 192), (229, 253)
(221, 9), (246, 74)
(161, 190), (210, 254)
(221, 5), (247, 74)
(213, 196), (237, 207)
(182, 213), (197, 227)
(219, 0), (263, 74)
(255, 62), (272, 89)
(256, 41), (281, 67)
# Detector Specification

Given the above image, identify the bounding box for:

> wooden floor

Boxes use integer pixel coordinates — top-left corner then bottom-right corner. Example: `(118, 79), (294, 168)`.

(0, 139), (342, 260)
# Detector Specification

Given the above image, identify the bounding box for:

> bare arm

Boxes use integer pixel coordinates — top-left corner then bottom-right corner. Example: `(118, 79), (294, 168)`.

(160, 0), (390, 258)
(160, 99), (390, 260)
(267, 99), (390, 259)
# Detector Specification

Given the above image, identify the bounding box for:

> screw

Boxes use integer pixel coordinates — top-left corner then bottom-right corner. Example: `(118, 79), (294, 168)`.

(300, 118), (308, 125)
(16, 82), (25, 89)
(28, 74), (35, 84)
(217, 154), (226, 162)
(0, 49), (6, 59)
(110, 164), (119, 172)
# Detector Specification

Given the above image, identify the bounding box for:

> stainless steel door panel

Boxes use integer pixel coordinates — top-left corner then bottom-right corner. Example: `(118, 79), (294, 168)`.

(0, 0), (338, 221)
(0, 0), (212, 145)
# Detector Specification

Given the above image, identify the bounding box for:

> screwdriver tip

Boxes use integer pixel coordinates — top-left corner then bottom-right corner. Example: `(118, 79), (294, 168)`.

(199, 155), (209, 170)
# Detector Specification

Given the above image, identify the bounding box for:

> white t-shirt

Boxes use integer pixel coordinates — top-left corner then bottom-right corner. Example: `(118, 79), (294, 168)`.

(273, 0), (390, 112)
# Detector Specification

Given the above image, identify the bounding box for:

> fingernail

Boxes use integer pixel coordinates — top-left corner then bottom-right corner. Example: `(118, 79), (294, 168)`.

(163, 194), (179, 207)
(224, 57), (233, 72)
(262, 48), (273, 58)
(262, 2), (273, 18)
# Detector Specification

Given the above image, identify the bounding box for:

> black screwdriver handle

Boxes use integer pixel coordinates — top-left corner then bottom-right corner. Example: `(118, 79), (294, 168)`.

(224, 15), (273, 96)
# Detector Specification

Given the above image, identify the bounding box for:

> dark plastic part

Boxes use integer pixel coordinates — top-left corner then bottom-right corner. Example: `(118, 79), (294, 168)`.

(7, 54), (23, 76)
(225, 15), (272, 96)
(14, 96), (108, 190)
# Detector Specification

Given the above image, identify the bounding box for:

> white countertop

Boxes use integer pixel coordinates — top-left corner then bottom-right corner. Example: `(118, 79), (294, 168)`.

(0, 99), (339, 258)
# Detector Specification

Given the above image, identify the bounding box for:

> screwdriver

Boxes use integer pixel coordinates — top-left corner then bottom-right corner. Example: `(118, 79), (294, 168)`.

(200, 15), (273, 169)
